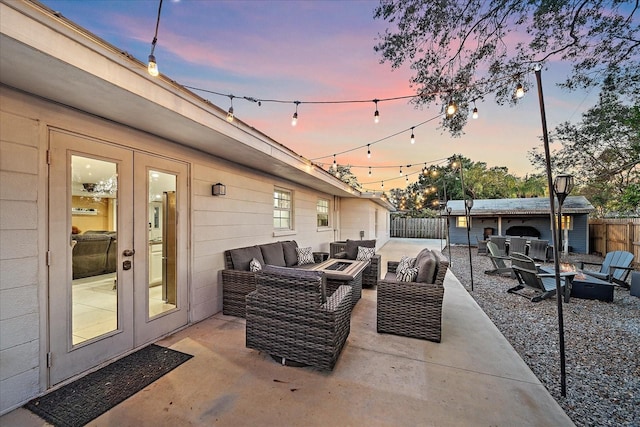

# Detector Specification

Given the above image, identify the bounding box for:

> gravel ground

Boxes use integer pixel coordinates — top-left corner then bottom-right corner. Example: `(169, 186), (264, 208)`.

(446, 246), (639, 427)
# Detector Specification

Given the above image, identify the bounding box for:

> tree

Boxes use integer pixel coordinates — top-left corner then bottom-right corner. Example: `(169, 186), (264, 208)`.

(529, 76), (640, 216)
(373, 1), (640, 135)
(328, 164), (363, 190)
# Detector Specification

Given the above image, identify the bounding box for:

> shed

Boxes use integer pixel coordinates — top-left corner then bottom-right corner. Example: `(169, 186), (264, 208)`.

(446, 196), (595, 254)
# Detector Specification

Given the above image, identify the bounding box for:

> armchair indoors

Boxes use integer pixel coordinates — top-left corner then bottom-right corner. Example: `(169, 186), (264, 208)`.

(245, 266), (352, 370)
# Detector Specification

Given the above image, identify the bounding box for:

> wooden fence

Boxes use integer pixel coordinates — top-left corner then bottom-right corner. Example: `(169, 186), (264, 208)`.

(589, 218), (640, 268)
(390, 217), (446, 239)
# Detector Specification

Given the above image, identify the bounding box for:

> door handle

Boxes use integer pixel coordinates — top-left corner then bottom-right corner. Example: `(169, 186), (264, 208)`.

(123, 260), (132, 270)
(123, 249), (135, 257)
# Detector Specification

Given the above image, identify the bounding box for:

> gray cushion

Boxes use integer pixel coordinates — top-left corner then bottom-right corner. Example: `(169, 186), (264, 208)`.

(260, 242), (286, 267)
(230, 246), (265, 271)
(281, 240), (299, 267)
(344, 239), (376, 260)
(415, 250), (437, 283)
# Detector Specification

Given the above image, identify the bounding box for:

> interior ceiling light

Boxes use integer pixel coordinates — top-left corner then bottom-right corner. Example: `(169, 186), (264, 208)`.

(147, 0), (163, 77)
(515, 83), (525, 98)
(373, 99), (380, 124)
(410, 127), (415, 144)
(291, 101), (299, 126)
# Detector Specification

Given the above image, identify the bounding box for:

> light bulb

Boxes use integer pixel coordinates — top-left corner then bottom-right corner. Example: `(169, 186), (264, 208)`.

(446, 100), (457, 116)
(226, 106), (234, 122)
(374, 109), (380, 123)
(147, 54), (159, 76)
(472, 107), (478, 119)
(291, 112), (298, 126)
(410, 129), (415, 144)
(516, 83), (525, 98)
(368, 167), (372, 176)
(367, 145), (371, 158)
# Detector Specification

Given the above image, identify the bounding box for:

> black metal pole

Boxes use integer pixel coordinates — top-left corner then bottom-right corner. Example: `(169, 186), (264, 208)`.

(535, 66), (567, 397)
(458, 159), (474, 290)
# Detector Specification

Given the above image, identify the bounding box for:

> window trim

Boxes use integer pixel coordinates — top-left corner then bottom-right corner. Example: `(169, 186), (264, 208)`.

(456, 216), (471, 228)
(273, 187), (294, 231)
(316, 198), (330, 229)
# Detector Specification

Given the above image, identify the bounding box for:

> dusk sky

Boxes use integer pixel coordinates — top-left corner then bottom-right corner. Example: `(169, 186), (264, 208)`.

(41, 0), (601, 192)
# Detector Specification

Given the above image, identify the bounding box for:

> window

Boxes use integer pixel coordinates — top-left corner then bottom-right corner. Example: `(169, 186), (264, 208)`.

(317, 198), (329, 227)
(274, 188), (293, 230)
(456, 216), (471, 228)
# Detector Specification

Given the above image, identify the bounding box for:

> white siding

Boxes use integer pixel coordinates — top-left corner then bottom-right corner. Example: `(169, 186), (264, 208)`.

(0, 110), (41, 412)
(339, 198), (391, 248)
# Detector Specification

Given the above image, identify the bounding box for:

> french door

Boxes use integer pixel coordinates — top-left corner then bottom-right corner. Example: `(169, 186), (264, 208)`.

(48, 130), (188, 385)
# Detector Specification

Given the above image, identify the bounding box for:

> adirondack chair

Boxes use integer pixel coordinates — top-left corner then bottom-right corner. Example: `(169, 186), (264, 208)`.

(485, 241), (512, 276)
(508, 237), (528, 257)
(528, 239), (549, 262)
(578, 251), (635, 287)
(489, 236), (507, 256)
(509, 252), (576, 302)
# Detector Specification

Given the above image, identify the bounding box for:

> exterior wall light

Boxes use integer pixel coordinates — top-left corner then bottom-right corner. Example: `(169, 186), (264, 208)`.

(212, 183), (226, 196)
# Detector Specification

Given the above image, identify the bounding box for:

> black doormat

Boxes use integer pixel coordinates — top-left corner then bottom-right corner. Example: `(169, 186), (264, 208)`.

(24, 344), (193, 427)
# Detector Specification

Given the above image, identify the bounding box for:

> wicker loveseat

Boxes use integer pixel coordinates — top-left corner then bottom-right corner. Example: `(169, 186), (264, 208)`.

(246, 266), (352, 370)
(376, 248), (449, 343)
(332, 239), (381, 288)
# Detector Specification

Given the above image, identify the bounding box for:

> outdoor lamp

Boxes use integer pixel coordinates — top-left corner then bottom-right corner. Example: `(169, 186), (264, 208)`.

(212, 183), (226, 196)
(553, 174), (574, 204)
(147, 54), (159, 76)
(465, 198), (474, 211)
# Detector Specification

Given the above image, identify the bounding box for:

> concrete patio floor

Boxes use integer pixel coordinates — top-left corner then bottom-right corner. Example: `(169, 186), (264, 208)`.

(2, 238), (574, 426)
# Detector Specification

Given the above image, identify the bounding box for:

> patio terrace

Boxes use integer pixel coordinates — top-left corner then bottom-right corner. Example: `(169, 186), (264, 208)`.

(1, 239), (572, 426)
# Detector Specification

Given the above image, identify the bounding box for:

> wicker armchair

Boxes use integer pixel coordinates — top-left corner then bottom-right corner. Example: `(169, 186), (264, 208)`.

(246, 266), (352, 370)
(377, 249), (449, 343)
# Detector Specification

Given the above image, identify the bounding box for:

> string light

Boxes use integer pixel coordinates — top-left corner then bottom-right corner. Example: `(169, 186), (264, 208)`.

(373, 99), (380, 123)
(226, 96), (235, 122)
(406, 175), (409, 182)
(368, 167), (372, 176)
(515, 83), (525, 98)
(147, 0), (163, 77)
(399, 166), (403, 176)
(333, 154), (337, 166)
(381, 181), (384, 189)
(291, 101), (299, 126)
(446, 99), (457, 116)
(367, 144), (371, 158)
(472, 101), (479, 119)
(410, 127), (415, 144)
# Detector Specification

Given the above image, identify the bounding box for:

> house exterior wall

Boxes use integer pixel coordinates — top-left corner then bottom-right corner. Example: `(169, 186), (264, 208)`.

(338, 198), (391, 248)
(0, 87), (390, 413)
(448, 214), (590, 254)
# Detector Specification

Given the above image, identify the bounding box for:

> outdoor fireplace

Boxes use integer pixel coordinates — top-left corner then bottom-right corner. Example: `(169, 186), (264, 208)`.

(505, 226), (541, 238)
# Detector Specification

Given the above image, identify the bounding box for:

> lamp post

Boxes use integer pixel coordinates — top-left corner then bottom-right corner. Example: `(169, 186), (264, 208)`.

(465, 198), (474, 290)
(535, 65), (568, 397)
(454, 157), (475, 291)
(446, 206), (452, 264)
(554, 174), (574, 257)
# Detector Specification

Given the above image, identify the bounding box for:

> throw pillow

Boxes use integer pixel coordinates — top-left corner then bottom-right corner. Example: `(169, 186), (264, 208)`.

(396, 266), (418, 282)
(398, 255), (416, 271)
(249, 257), (262, 272)
(356, 246), (375, 261)
(296, 247), (315, 265)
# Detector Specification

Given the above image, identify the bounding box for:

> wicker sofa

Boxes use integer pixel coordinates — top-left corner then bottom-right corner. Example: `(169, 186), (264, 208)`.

(376, 248), (449, 343)
(331, 239), (381, 288)
(246, 266), (352, 370)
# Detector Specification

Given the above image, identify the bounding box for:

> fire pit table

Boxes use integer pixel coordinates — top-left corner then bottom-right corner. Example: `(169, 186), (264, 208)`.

(306, 259), (368, 307)
(541, 264), (615, 302)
